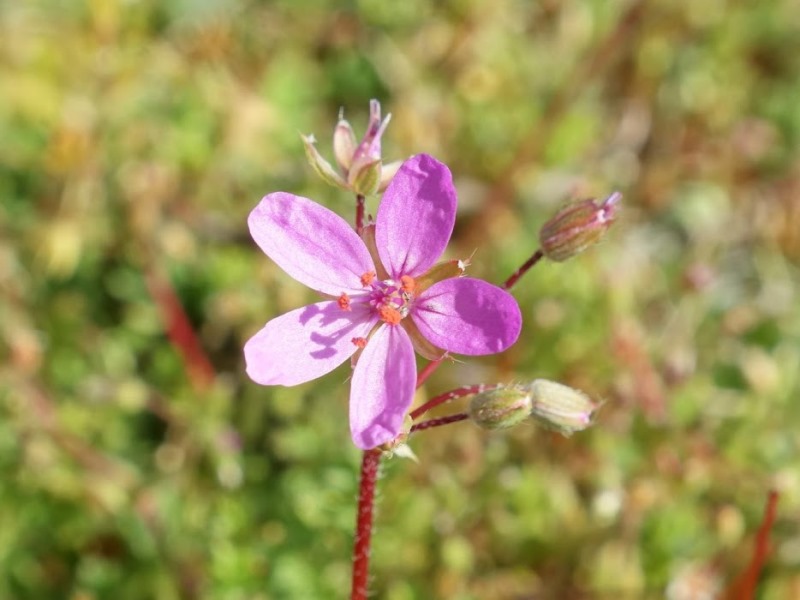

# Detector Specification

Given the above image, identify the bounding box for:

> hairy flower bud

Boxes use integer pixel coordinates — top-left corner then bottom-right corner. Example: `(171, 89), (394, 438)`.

(539, 192), (621, 262)
(468, 386), (534, 430)
(528, 379), (600, 436)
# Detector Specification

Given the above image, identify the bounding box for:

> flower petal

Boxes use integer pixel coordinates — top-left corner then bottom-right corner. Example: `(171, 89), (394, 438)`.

(411, 278), (522, 355)
(376, 154), (457, 279)
(349, 324), (416, 449)
(249, 193), (374, 296)
(245, 301), (377, 386)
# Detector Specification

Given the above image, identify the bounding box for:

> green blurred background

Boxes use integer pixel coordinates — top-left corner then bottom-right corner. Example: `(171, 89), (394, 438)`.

(2, 0), (799, 598)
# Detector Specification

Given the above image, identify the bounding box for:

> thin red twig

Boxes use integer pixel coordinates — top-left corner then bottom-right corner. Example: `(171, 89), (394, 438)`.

(501, 248), (544, 290)
(410, 413), (469, 433)
(144, 269), (215, 392)
(415, 356), (444, 389)
(409, 384), (498, 421)
(355, 194), (366, 234)
(723, 490), (780, 600)
(350, 449), (381, 600)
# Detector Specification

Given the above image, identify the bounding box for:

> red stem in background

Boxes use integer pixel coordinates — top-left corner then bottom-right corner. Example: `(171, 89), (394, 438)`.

(501, 248), (544, 290)
(410, 384), (499, 421)
(350, 449), (381, 600)
(355, 194), (366, 234)
(410, 413), (469, 433)
(145, 269), (215, 392)
(724, 490), (780, 600)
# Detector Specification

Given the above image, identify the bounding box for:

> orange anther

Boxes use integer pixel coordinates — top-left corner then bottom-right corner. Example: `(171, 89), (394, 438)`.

(378, 305), (402, 325)
(360, 271), (376, 286)
(351, 337), (367, 349)
(400, 275), (416, 294)
(337, 293), (351, 311)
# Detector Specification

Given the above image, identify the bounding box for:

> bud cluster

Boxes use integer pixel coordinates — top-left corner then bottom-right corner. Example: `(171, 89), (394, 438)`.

(302, 99), (402, 196)
(468, 379), (600, 436)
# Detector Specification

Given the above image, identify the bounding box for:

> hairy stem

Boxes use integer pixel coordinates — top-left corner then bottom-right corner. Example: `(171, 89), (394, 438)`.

(411, 412), (469, 433)
(356, 193), (366, 234)
(350, 449), (381, 600)
(415, 356), (444, 389)
(410, 384), (499, 420)
(501, 248), (544, 290)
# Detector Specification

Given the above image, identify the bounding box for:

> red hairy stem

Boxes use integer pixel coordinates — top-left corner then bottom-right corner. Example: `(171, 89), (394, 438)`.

(144, 269), (215, 392)
(355, 194), (366, 234)
(502, 248), (544, 290)
(350, 449), (382, 600)
(410, 384), (499, 421)
(410, 412), (469, 433)
(724, 490), (780, 600)
(415, 356), (443, 389)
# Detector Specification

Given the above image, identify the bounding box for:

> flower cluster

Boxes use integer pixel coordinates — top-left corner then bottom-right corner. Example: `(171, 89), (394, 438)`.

(245, 154), (521, 449)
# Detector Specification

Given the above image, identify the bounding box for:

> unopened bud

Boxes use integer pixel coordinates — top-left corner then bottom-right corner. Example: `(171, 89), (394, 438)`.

(468, 386), (533, 430)
(539, 192), (621, 262)
(349, 99), (389, 178)
(349, 158), (382, 196)
(333, 110), (357, 172)
(528, 379), (600, 436)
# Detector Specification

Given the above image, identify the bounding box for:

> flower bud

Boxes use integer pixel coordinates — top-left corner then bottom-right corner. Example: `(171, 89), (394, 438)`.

(528, 379), (600, 436)
(333, 110), (357, 172)
(539, 192), (621, 262)
(349, 158), (382, 196)
(348, 99), (390, 179)
(468, 386), (534, 430)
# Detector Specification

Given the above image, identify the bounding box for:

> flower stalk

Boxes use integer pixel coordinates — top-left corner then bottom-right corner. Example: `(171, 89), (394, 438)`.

(410, 413), (469, 433)
(351, 449), (381, 600)
(410, 384), (500, 420)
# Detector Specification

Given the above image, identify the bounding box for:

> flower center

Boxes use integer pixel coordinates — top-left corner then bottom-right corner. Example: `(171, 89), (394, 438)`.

(365, 274), (416, 325)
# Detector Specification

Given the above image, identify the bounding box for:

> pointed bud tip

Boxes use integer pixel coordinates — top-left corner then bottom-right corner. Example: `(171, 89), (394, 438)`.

(528, 379), (600, 436)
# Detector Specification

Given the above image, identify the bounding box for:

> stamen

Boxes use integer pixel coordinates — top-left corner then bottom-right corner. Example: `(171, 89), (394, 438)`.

(351, 337), (367, 349)
(337, 293), (351, 311)
(400, 275), (416, 294)
(378, 305), (402, 325)
(360, 271), (376, 286)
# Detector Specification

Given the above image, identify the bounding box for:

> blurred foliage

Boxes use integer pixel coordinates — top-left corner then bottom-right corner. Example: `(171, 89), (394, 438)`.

(2, 0), (800, 598)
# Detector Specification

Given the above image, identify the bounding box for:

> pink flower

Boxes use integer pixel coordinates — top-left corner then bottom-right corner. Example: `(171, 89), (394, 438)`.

(245, 154), (522, 449)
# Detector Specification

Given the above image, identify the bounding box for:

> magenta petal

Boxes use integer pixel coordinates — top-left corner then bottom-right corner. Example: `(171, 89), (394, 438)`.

(411, 278), (522, 355)
(375, 154), (457, 279)
(349, 324), (416, 449)
(249, 193), (374, 296)
(245, 301), (377, 386)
